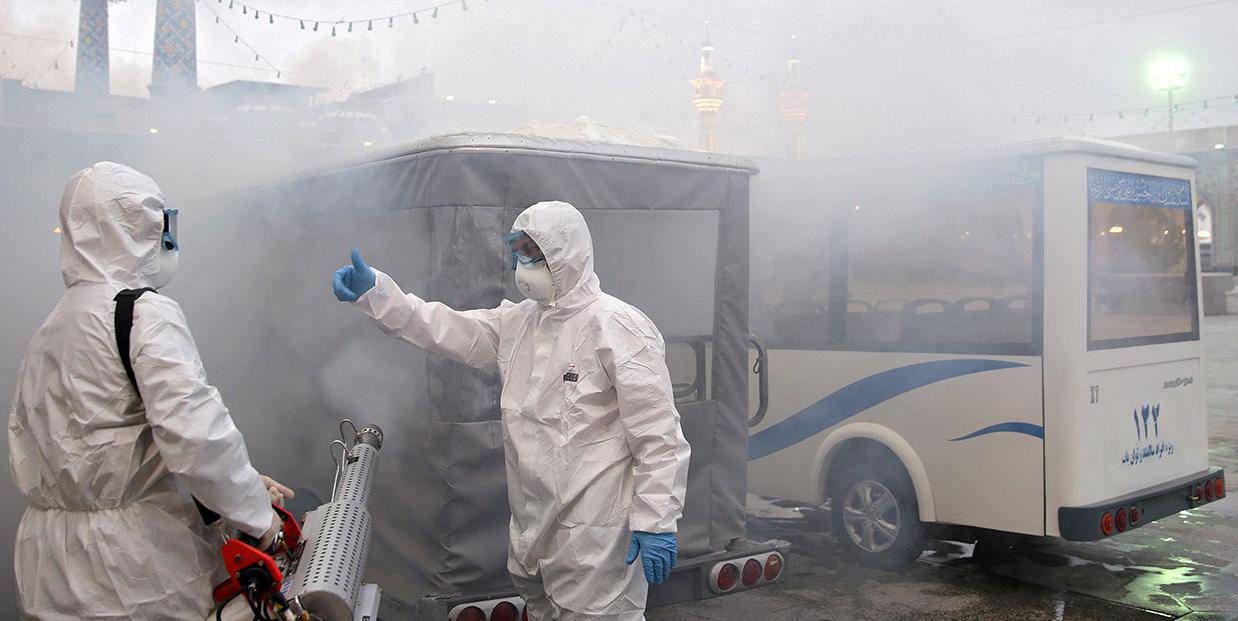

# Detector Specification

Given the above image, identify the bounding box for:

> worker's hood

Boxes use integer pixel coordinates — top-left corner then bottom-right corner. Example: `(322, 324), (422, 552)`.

(512, 200), (601, 312)
(59, 162), (168, 289)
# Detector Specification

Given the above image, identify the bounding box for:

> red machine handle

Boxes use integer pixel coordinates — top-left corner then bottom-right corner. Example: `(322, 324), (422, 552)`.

(273, 503), (302, 550)
(211, 504), (302, 606)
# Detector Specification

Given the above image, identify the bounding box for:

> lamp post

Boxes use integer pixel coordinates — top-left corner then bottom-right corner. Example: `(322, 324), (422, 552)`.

(1148, 55), (1188, 132)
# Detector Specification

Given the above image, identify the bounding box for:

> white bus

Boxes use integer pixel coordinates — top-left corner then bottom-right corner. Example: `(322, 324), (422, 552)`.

(746, 138), (1226, 568)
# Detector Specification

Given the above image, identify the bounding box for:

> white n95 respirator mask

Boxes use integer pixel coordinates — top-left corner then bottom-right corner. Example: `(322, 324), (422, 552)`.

(150, 249), (179, 289)
(515, 261), (556, 304)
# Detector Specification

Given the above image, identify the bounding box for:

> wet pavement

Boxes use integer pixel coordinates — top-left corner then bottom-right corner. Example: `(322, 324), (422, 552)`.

(649, 314), (1238, 621)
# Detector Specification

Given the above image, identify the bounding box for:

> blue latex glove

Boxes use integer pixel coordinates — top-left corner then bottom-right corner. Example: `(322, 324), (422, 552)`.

(333, 249), (376, 302)
(624, 531), (677, 584)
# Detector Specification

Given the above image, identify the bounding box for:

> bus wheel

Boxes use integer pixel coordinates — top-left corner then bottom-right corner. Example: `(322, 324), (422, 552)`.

(830, 456), (925, 570)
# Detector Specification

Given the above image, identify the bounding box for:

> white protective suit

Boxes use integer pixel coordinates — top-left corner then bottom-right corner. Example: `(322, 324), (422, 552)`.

(8, 162), (277, 620)
(353, 201), (691, 620)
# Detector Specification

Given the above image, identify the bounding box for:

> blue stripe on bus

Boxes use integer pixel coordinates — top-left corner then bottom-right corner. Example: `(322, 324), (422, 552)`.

(949, 421), (1044, 441)
(748, 358), (1029, 461)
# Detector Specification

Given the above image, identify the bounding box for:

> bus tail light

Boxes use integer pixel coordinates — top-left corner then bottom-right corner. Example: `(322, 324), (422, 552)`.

(1114, 508), (1128, 532)
(1217, 476), (1227, 499)
(764, 552), (784, 581)
(1100, 511), (1115, 536)
(741, 559), (762, 587)
(449, 598), (527, 621)
(716, 563), (739, 592)
(1205, 479), (1217, 502)
(1129, 505), (1141, 525)
(457, 607), (485, 621)
(491, 602), (520, 621)
(709, 551), (785, 594)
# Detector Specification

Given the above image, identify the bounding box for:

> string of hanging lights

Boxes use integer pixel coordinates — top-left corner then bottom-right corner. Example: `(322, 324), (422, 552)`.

(591, 6), (783, 85)
(0, 46), (30, 82)
(27, 40), (75, 88)
(0, 37), (74, 88)
(198, 0), (293, 81)
(208, 0), (486, 36)
(996, 93), (1238, 125)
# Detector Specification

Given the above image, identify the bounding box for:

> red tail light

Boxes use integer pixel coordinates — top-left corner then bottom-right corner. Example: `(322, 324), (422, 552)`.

(716, 563), (739, 591)
(1115, 507), (1128, 532)
(1101, 511), (1115, 536)
(1206, 480), (1217, 501)
(523, 606), (529, 621)
(457, 607), (485, 621)
(741, 558), (762, 587)
(764, 553), (784, 581)
(1129, 505), (1141, 524)
(491, 602), (519, 621)
(1217, 477), (1227, 498)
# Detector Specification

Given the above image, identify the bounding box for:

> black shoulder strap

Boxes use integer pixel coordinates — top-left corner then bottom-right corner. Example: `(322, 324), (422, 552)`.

(113, 288), (156, 397)
(113, 288), (221, 526)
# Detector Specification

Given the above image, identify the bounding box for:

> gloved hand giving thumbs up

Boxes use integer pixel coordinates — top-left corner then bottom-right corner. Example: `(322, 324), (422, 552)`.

(332, 248), (376, 302)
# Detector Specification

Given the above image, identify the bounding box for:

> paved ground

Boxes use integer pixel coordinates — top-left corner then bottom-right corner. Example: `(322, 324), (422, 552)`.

(650, 315), (1238, 621)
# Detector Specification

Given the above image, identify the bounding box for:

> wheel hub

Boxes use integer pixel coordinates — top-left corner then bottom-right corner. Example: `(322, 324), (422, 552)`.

(841, 480), (901, 553)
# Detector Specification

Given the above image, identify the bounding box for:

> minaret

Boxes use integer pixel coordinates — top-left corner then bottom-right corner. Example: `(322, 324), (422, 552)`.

(780, 35), (808, 159)
(151, 0), (198, 96)
(689, 21), (725, 151)
(75, 0), (110, 95)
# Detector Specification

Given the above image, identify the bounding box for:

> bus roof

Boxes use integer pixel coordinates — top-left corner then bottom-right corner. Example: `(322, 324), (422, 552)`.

(998, 137), (1197, 169)
(755, 137), (1197, 176)
(297, 132), (761, 180)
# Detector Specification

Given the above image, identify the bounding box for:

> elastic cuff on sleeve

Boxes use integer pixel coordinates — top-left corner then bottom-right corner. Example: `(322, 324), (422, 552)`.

(630, 514), (678, 534)
(354, 269), (395, 313)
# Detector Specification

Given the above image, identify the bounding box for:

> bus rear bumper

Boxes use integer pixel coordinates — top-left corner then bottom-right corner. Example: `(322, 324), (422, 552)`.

(412, 541), (792, 620)
(1058, 467), (1226, 541)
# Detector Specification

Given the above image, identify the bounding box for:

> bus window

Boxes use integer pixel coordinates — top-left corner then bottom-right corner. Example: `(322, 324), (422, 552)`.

(843, 161), (1039, 353)
(1087, 169), (1198, 348)
(749, 185), (836, 349)
(666, 337), (712, 403)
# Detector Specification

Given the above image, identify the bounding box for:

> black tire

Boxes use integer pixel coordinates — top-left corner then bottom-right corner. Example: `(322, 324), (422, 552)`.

(829, 452), (925, 570)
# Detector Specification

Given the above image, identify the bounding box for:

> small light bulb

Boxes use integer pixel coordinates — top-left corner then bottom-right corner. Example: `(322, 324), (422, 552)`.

(1215, 143), (1226, 150)
(148, 127), (159, 134)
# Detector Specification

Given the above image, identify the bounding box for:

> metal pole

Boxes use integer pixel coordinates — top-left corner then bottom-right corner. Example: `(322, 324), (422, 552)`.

(1167, 88), (1175, 133)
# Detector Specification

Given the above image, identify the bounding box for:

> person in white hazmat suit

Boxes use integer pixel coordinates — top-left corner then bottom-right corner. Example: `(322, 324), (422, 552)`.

(332, 200), (691, 620)
(8, 162), (292, 620)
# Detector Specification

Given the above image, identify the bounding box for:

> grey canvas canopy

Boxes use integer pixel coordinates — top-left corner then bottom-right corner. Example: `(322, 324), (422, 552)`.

(197, 133), (758, 614)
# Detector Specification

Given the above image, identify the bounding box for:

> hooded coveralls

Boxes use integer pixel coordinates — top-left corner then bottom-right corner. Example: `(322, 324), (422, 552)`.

(352, 201), (691, 620)
(8, 162), (276, 620)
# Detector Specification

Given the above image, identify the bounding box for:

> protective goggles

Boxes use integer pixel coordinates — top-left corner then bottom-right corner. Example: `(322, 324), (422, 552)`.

(162, 209), (179, 251)
(504, 230), (544, 271)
